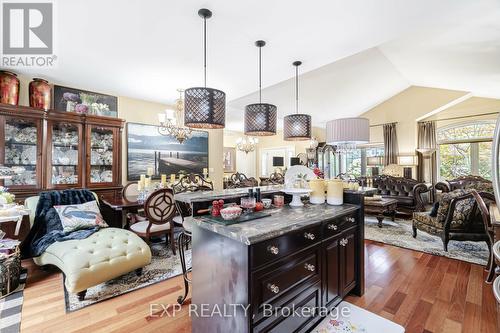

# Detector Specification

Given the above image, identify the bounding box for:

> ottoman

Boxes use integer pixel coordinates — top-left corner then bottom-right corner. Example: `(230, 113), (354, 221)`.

(33, 228), (152, 300)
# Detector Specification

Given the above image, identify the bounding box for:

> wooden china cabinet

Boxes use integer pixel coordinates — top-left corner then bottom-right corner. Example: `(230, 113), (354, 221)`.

(0, 103), (124, 202)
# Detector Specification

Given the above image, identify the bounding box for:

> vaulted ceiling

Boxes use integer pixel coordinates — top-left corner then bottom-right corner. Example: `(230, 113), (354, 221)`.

(9, 0), (500, 131)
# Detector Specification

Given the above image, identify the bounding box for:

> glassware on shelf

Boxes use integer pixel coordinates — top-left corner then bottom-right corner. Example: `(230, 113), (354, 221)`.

(89, 127), (114, 184)
(3, 119), (38, 187)
(51, 123), (79, 185)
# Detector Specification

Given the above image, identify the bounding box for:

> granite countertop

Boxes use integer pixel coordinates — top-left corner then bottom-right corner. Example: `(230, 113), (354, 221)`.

(174, 185), (284, 203)
(192, 203), (358, 245)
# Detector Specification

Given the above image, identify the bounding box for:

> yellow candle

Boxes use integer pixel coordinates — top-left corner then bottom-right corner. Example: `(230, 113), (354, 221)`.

(309, 179), (325, 204)
(327, 179), (344, 205)
(170, 174), (176, 183)
(146, 167), (154, 177)
(144, 177), (151, 187)
(140, 174), (146, 182)
(203, 168), (208, 175)
(161, 174), (167, 184)
(137, 181), (143, 191)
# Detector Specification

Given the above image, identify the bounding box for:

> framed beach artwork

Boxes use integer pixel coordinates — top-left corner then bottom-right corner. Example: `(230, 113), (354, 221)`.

(126, 122), (209, 180)
(223, 147), (236, 173)
(53, 85), (118, 117)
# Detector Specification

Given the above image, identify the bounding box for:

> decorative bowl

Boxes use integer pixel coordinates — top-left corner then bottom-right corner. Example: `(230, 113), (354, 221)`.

(220, 206), (242, 221)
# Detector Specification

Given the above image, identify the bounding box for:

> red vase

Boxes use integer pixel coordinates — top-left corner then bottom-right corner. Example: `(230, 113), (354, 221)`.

(29, 78), (51, 110)
(0, 70), (20, 105)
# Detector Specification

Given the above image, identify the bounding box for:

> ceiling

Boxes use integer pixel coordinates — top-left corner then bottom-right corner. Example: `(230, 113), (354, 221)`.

(7, 0), (500, 131)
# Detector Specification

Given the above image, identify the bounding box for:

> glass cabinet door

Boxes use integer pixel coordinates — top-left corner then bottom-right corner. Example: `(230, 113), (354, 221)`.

(50, 122), (81, 187)
(3, 117), (39, 188)
(88, 126), (115, 185)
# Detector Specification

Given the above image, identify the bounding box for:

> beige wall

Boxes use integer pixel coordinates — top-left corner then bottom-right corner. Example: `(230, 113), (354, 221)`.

(361, 86), (469, 154)
(13, 74), (224, 189)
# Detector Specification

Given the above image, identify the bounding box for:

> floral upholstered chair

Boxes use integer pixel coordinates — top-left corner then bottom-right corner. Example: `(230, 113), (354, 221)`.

(412, 189), (494, 252)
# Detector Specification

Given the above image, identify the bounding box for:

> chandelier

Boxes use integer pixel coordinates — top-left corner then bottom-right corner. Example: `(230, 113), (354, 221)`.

(158, 89), (193, 144)
(236, 137), (258, 154)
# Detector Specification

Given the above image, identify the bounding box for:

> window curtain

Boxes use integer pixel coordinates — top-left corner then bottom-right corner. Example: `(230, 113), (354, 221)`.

(383, 123), (398, 165)
(417, 121), (437, 185)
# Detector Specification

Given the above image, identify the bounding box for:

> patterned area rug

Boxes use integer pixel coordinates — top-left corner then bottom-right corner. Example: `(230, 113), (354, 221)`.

(64, 241), (191, 312)
(0, 268), (27, 333)
(312, 301), (404, 333)
(364, 216), (489, 266)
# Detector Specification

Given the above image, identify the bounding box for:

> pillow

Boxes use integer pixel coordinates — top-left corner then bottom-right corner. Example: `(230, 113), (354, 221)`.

(54, 200), (108, 233)
(429, 202), (439, 217)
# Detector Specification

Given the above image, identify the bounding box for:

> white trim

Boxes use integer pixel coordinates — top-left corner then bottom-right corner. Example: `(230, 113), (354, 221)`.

(416, 93), (473, 122)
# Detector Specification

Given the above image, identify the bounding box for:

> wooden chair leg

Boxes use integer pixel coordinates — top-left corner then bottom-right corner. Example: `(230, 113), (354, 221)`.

(170, 227), (176, 255)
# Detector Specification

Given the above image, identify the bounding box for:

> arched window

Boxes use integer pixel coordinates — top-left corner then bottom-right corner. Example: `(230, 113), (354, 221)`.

(437, 121), (496, 180)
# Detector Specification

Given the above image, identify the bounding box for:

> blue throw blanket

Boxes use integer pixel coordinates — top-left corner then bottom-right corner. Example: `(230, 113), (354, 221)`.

(21, 189), (101, 258)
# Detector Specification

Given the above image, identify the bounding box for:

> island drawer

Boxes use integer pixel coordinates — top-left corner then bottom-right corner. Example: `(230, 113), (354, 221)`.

(251, 224), (321, 268)
(251, 246), (321, 318)
(323, 212), (357, 238)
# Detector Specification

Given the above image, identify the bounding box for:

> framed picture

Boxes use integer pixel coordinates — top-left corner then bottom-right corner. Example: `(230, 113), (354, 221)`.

(223, 147), (236, 173)
(53, 85), (118, 117)
(126, 122), (209, 180)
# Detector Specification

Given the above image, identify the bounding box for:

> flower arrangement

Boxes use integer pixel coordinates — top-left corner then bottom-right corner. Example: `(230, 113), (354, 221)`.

(0, 187), (15, 205)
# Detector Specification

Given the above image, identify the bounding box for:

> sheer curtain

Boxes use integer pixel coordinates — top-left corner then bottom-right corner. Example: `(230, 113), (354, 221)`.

(417, 121), (437, 185)
(383, 123), (398, 166)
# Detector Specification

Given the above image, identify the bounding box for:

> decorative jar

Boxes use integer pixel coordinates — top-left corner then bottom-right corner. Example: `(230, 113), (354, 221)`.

(29, 78), (51, 110)
(0, 71), (20, 106)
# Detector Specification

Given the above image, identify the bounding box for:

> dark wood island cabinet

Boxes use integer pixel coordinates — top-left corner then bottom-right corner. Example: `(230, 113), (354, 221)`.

(191, 192), (365, 333)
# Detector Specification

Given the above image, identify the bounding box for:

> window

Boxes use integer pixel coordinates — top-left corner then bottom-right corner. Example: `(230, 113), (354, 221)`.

(437, 121), (495, 180)
(337, 146), (384, 177)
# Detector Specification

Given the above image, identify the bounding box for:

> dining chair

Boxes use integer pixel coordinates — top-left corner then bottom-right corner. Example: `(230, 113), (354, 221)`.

(129, 188), (177, 254)
(172, 173), (213, 305)
(469, 190), (496, 283)
(122, 182), (140, 201)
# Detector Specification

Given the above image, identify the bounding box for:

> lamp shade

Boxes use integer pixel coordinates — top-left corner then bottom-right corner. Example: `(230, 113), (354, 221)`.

(326, 118), (369, 144)
(367, 156), (384, 166)
(184, 87), (226, 129)
(284, 114), (312, 141)
(244, 103), (277, 135)
(397, 155), (419, 166)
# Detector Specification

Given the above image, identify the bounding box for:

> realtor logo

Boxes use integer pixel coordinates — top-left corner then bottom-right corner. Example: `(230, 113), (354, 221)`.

(2, 2), (53, 54)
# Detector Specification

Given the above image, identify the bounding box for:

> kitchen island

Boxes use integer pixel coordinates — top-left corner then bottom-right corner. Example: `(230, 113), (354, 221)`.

(191, 191), (365, 333)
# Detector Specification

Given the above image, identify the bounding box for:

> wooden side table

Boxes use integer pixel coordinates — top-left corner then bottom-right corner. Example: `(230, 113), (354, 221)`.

(364, 198), (398, 228)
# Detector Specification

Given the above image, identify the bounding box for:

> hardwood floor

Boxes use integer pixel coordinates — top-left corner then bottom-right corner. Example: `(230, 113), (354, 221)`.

(20, 240), (498, 333)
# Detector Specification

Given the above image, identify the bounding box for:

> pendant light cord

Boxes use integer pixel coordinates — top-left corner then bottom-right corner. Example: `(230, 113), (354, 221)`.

(259, 45), (262, 104)
(295, 64), (299, 114)
(203, 16), (207, 88)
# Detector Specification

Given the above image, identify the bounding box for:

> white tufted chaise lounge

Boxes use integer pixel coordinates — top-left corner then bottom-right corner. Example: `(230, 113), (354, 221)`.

(26, 195), (152, 301)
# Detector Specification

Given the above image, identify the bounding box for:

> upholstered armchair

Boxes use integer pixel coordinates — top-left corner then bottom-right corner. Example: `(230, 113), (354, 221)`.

(412, 189), (494, 251)
(371, 175), (429, 214)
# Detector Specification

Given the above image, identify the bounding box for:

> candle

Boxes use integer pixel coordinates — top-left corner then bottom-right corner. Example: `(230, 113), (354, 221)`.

(203, 168), (208, 175)
(309, 179), (325, 204)
(170, 174), (176, 183)
(137, 181), (143, 192)
(140, 174), (146, 183)
(161, 174), (167, 185)
(327, 179), (343, 205)
(144, 177), (151, 188)
(146, 167), (154, 177)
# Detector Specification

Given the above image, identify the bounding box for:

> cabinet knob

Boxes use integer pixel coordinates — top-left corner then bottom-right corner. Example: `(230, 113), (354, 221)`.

(304, 232), (315, 240)
(267, 283), (280, 294)
(327, 224), (338, 231)
(267, 245), (279, 255)
(340, 238), (349, 246)
(304, 263), (315, 272)
(346, 217), (355, 223)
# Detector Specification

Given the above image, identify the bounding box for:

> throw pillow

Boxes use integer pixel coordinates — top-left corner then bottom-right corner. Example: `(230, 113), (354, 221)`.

(54, 200), (108, 232)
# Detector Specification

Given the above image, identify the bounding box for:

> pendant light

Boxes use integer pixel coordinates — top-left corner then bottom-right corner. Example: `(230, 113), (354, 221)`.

(184, 8), (226, 129)
(244, 40), (277, 136)
(284, 61), (311, 141)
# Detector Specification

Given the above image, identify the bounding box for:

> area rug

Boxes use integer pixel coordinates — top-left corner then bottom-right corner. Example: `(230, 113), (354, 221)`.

(0, 268), (27, 333)
(312, 301), (404, 333)
(364, 216), (489, 266)
(64, 242), (191, 312)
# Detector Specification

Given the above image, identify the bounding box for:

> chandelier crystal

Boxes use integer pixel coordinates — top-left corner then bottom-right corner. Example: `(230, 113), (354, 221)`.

(158, 89), (193, 144)
(236, 137), (258, 154)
